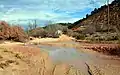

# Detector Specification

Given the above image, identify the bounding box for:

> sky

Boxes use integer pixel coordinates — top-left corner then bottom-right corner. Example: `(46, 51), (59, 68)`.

(0, 0), (114, 27)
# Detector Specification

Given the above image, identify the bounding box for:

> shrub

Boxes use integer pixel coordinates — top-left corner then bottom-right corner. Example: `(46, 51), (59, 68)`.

(85, 32), (119, 42)
(0, 21), (28, 42)
(76, 34), (85, 40)
(28, 27), (47, 38)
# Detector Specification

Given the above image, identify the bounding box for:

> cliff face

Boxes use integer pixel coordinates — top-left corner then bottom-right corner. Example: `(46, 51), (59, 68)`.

(72, 0), (120, 33)
(0, 21), (27, 42)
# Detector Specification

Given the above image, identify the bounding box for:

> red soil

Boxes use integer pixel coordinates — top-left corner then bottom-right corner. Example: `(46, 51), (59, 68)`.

(82, 44), (120, 56)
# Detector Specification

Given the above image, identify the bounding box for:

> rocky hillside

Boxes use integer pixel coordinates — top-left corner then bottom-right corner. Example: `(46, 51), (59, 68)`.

(72, 0), (120, 33)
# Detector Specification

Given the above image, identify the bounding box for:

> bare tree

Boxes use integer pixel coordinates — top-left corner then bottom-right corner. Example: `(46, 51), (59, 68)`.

(28, 22), (33, 30)
(107, 0), (110, 33)
(33, 19), (37, 29)
(45, 20), (53, 26)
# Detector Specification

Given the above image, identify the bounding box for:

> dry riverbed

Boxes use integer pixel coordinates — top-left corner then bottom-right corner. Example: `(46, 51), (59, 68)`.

(0, 42), (87, 75)
(28, 35), (120, 75)
(38, 41), (120, 75)
(0, 35), (120, 75)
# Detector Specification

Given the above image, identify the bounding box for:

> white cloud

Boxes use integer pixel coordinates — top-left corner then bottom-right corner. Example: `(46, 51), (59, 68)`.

(56, 18), (81, 23)
(1, 8), (21, 21)
(1, 0), (114, 12)
(5, 8), (15, 14)
(0, 4), (4, 8)
(0, 0), (114, 26)
(0, 7), (71, 22)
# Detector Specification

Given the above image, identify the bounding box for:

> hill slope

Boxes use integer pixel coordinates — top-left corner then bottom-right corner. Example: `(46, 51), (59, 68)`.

(72, 0), (120, 33)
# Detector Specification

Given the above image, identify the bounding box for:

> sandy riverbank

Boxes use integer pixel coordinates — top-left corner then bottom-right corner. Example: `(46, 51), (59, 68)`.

(37, 40), (120, 75)
(0, 34), (120, 75)
(0, 42), (86, 75)
(28, 34), (75, 44)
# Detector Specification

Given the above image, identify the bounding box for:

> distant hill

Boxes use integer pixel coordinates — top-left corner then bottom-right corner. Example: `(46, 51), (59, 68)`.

(71, 0), (120, 33)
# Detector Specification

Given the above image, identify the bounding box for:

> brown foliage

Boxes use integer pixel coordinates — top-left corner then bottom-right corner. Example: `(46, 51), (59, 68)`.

(0, 21), (27, 42)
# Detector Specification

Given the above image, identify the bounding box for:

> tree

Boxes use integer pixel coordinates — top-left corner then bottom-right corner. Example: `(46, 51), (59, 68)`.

(107, 0), (110, 33)
(28, 22), (33, 30)
(91, 8), (98, 15)
(44, 20), (53, 27)
(33, 20), (37, 29)
(86, 14), (89, 18)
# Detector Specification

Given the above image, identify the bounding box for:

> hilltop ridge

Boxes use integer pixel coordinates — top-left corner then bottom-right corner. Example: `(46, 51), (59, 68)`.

(71, 0), (120, 33)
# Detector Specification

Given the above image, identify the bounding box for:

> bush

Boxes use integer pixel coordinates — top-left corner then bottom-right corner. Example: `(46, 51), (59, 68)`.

(75, 34), (85, 40)
(28, 27), (47, 38)
(0, 21), (28, 42)
(65, 29), (74, 36)
(85, 32), (119, 42)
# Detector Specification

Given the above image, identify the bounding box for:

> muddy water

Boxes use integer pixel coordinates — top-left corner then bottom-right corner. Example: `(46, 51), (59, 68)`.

(39, 44), (120, 75)
(39, 45), (90, 75)
(39, 45), (95, 62)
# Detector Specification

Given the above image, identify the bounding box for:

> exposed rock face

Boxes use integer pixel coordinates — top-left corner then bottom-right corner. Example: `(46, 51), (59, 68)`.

(0, 21), (27, 42)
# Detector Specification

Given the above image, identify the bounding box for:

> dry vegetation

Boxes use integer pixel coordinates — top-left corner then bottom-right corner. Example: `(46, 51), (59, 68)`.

(0, 21), (28, 42)
(0, 1), (119, 75)
(68, 0), (120, 42)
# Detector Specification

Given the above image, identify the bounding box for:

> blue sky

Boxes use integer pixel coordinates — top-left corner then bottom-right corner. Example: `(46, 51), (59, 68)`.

(0, 0), (114, 27)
